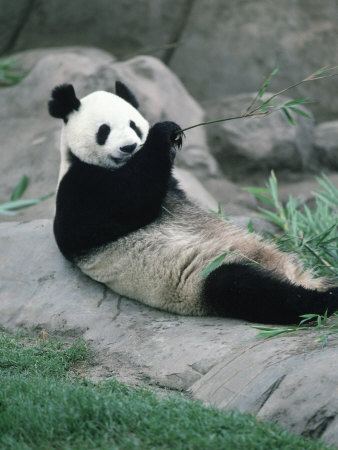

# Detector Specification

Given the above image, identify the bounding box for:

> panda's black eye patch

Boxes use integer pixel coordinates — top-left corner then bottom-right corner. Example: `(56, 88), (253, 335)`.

(130, 120), (142, 139)
(96, 124), (111, 145)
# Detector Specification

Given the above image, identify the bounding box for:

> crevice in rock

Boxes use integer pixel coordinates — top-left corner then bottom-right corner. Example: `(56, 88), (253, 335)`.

(302, 408), (336, 439)
(162, 0), (195, 66)
(1, 0), (36, 56)
(97, 286), (108, 308)
(257, 374), (286, 413)
(111, 296), (122, 321)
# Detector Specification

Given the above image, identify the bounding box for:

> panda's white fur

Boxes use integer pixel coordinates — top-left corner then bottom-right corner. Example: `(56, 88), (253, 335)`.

(58, 90), (149, 183)
(49, 82), (338, 324)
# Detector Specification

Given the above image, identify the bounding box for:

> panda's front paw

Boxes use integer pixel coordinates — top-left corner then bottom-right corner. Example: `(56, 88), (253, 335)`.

(150, 121), (184, 153)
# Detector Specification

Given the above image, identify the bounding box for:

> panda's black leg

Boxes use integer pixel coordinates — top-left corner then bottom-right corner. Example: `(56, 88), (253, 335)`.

(202, 263), (338, 324)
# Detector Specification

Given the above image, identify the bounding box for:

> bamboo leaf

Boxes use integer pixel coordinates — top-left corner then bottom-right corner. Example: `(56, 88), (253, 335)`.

(0, 193), (53, 212)
(258, 64), (280, 99)
(199, 253), (228, 278)
(247, 219), (254, 233)
(288, 107), (312, 120)
(282, 107), (296, 126)
(283, 98), (312, 106)
(258, 209), (286, 229)
(10, 175), (28, 201)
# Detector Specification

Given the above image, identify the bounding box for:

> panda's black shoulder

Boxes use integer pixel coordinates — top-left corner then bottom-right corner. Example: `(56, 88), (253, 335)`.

(168, 176), (186, 199)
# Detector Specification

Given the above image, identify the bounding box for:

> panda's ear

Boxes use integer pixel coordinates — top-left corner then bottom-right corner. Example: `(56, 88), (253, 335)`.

(48, 84), (81, 122)
(115, 81), (139, 109)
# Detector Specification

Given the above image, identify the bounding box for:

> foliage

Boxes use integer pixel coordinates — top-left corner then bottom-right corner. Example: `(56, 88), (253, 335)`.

(178, 65), (338, 133)
(0, 332), (330, 449)
(0, 175), (53, 215)
(253, 311), (338, 347)
(244, 171), (338, 281)
(0, 57), (25, 86)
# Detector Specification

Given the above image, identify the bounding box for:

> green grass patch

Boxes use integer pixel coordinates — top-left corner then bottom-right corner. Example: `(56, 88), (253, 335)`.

(0, 332), (331, 449)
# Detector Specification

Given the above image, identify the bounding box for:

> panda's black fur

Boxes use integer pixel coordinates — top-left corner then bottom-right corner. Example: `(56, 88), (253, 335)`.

(54, 122), (183, 259)
(50, 82), (338, 324)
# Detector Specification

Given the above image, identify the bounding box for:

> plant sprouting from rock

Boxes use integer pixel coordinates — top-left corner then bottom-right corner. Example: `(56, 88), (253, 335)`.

(0, 57), (25, 86)
(253, 310), (338, 347)
(0, 175), (53, 215)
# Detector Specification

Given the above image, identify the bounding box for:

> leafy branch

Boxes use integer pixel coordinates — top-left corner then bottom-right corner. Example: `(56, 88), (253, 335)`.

(178, 65), (338, 133)
(0, 175), (54, 215)
(253, 310), (338, 347)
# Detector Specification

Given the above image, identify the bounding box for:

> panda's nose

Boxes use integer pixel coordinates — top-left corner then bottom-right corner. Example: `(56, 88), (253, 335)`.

(120, 143), (137, 154)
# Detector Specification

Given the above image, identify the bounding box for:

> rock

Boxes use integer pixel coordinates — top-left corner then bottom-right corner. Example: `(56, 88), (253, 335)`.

(190, 341), (338, 444)
(169, 0), (338, 122)
(2, 1), (338, 121)
(0, 0), (188, 61)
(1, 219), (337, 445)
(174, 167), (218, 211)
(0, 47), (219, 223)
(204, 93), (315, 181)
(314, 121), (338, 169)
(8, 46), (116, 73)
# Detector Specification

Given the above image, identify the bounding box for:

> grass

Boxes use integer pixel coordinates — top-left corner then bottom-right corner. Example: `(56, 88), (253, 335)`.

(0, 331), (332, 449)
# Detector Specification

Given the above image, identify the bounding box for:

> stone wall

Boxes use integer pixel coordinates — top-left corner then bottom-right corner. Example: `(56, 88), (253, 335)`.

(1, 0), (338, 121)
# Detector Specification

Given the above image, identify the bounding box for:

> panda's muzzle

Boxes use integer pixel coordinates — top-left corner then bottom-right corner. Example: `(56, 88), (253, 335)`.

(120, 143), (137, 154)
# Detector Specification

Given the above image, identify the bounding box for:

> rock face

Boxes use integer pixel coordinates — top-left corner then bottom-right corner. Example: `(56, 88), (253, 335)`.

(1, 219), (337, 445)
(2, 1), (338, 121)
(204, 93), (315, 181)
(314, 121), (338, 169)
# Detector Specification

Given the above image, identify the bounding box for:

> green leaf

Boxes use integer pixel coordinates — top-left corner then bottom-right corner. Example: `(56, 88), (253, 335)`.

(10, 175), (28, 201)
(288, 107), (312, 120)
(254, 329), (294, 339)
(242, 187), (270, 194)
(281, 107), (296, 126)
(283, 98), (312, 106)
(199, 253), (228, 278)
(0, 208), (18, 215)
(249, 192), (274, 207)
(298, 314), (319, 326)
(0, 193), (53, 213)
(258, 209), (286, 229)
(247, 219), (254, 233)
(258, 64), (280, 99)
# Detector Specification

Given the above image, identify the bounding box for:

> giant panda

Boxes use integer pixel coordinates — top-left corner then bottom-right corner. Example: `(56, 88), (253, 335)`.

(48, 82), (338, 324)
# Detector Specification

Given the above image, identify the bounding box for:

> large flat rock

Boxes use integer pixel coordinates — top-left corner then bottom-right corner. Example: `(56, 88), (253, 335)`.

(0, 220), (337, 445)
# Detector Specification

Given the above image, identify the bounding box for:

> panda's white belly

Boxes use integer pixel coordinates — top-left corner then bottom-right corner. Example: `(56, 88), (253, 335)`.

(76, 197), (327, 316)
(76, 214), (210, 315)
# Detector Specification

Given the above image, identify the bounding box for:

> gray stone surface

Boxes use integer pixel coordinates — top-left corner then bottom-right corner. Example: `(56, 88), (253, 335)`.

(1, 219), (337, 445)
(170, 0), (338, 122)
(2, 1), (337, 121)
(314, 121), (338, 169)
(0, 0), (188, 61)
(204, 93), (315, 181)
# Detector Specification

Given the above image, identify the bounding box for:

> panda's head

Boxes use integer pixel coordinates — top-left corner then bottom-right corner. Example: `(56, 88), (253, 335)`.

(48, 82), (149, 170)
